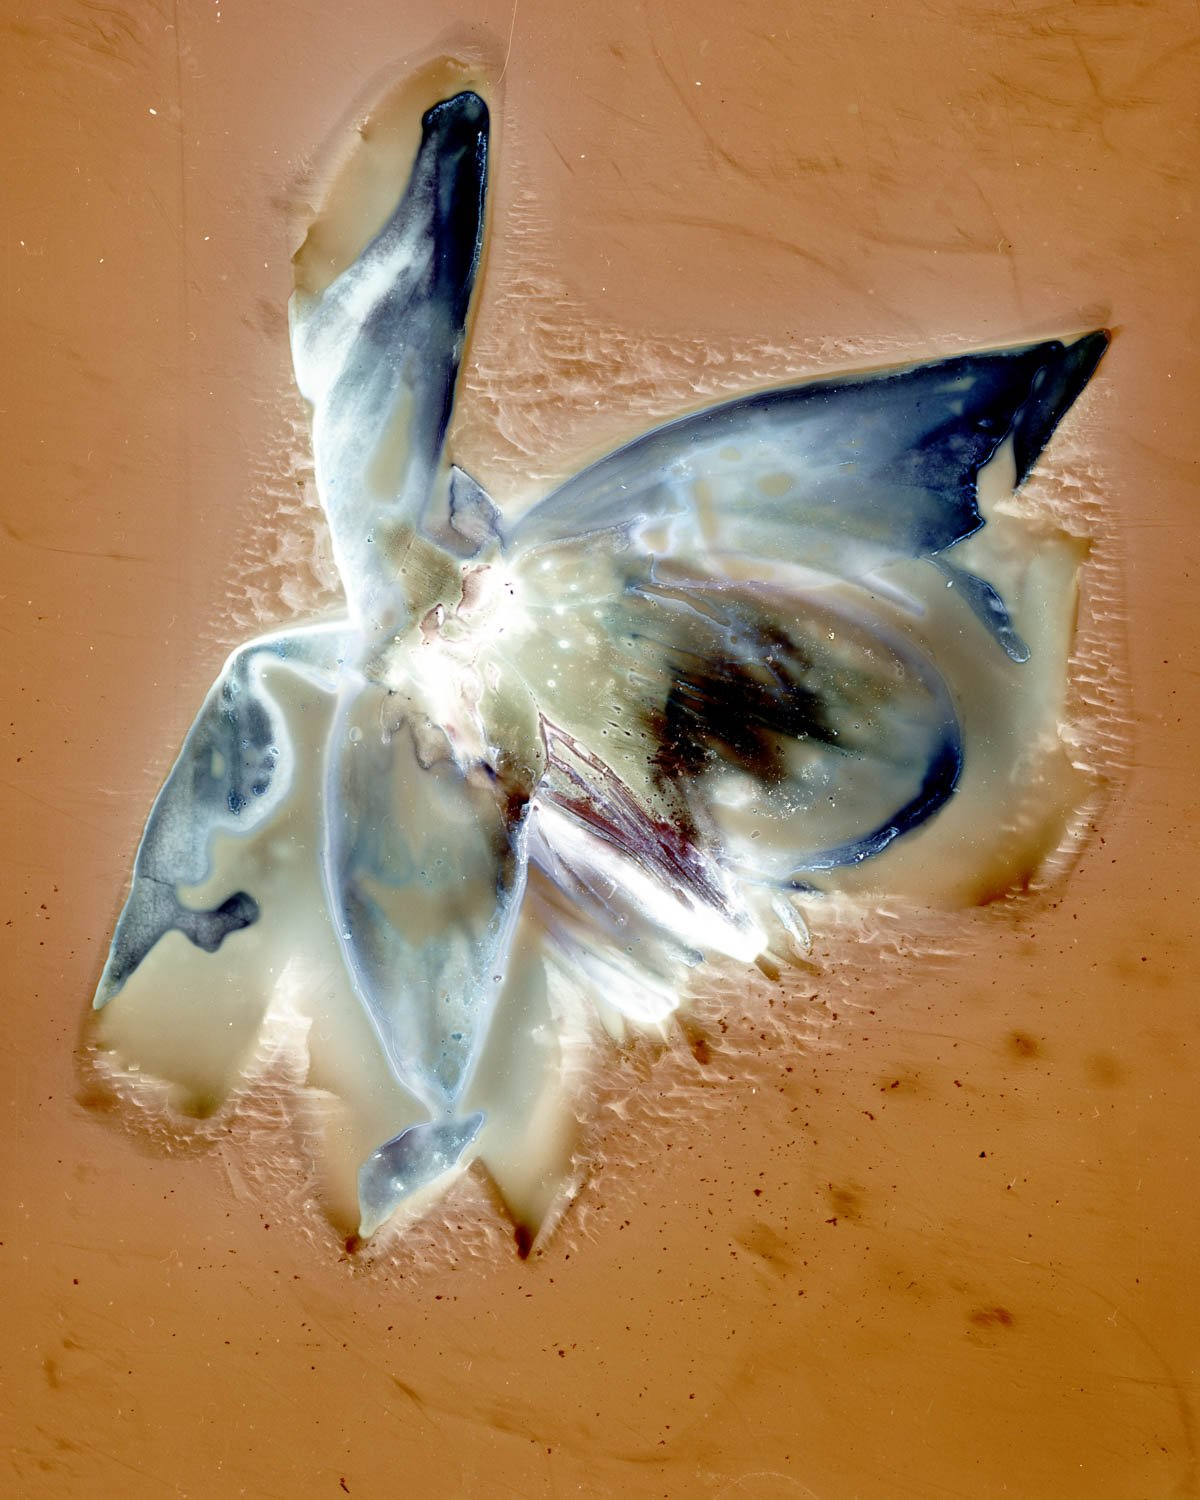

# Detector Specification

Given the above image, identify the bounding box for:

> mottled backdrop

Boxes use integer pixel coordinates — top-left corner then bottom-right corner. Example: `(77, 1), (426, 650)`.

(2, 1), (1197, 1496)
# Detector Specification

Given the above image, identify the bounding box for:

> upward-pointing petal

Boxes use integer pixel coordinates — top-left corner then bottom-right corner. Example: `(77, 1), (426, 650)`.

(289, 91), (490, 628)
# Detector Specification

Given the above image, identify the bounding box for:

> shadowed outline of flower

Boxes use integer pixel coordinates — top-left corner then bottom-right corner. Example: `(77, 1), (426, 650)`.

(91, 87), (1108, 1243)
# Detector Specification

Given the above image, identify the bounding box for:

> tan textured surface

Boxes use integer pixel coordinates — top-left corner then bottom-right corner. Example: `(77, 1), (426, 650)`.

(2, 2), (1197, 1496)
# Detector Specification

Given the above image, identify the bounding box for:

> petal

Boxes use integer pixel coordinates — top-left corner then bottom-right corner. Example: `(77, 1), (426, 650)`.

(289, 92), (489, 628)
(322, 678), (532, 1112)
(95, 622), (350, 1007)
(510, 335), (1108, 595)
(496, 335), (1107, 907)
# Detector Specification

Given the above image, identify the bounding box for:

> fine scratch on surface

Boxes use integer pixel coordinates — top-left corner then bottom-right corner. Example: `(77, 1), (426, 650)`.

(1036, 1262), (1199, 1496)
(0, 517), (150, 563)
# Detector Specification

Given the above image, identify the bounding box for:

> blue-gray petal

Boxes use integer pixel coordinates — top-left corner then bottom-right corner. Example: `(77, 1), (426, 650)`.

(94, 623), (350, 1007)
(358, 1112), (485, 1238)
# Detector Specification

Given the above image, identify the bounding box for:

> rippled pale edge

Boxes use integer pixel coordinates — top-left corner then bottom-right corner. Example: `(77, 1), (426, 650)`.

(86, 62), (1110, 1250)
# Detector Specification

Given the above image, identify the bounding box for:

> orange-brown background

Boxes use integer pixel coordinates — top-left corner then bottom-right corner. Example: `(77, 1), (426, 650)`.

(2, 2), (1197, 1496)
